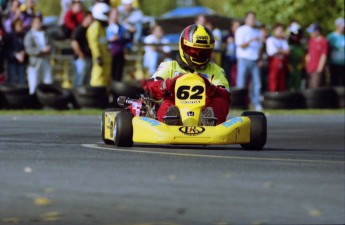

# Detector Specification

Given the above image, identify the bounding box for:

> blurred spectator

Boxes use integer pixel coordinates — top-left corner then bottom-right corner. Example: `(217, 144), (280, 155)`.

(71, 11), (93, 88)
(327, 17), (345, 86)
(223, 20), (241, 86)
(287, 22), (305, 90)
(143, 24), (171, 75)
(118, 0), (144, 43)
(63, 0), (84, 38)
(86, 2), (111, 87)
(205, 20), (222, 66)
(195, 14), (207, 26)
(6, 18), (27, 85)
(3, 0), (22, 33)
(235, 11), (263, 111)
(266, 23), (290, 92)
(306, 23), (328, 89)
(0, 17), (6, 84)
(58, 0), (72, 25)
(205, 21), (222, 51)
(24, 15), (53, 94)
(107, 8), (131, 81)
(259, 24), (269, 92)
(20, 0), (37, 32)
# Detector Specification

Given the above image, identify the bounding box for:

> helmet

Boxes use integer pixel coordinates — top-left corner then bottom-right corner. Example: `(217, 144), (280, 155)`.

(92, 3), (110, 22)
(179, 24), (215, 70)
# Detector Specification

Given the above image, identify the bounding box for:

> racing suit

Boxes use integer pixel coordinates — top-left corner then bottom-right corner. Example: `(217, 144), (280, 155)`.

(86, 20), (111, 87)
(143, 59), (231, 124)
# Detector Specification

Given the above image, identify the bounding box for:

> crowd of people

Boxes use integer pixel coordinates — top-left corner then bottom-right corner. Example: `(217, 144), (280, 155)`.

(222, 12), (344, 110)
(0, 1), (344, 111)
(0, 0), (149, 93)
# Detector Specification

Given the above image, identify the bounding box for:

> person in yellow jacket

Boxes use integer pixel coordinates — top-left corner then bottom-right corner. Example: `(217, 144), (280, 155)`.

(87, 2), (111, 87)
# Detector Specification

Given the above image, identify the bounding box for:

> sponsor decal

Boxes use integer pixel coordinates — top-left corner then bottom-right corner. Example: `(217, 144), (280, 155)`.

(196, 35), (208, 40)
(187, 111), (194, 116)
(181, 100), (201, 104)
(140, 117), (160, 126)
(179, 126), (205, 136)
(222, 118), (243, 128)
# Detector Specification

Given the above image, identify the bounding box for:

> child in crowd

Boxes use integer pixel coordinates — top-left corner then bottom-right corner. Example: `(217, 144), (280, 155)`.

(266, 23), (290, 92)
(143, 25), (170, 75)
(106, 8), (131, 81)
(24, 15), (52, 94)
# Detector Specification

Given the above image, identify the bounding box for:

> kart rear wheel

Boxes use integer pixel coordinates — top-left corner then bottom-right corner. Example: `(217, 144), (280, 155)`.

(240, 111), (267, 150)
(101, 108), (118, 145)
(114, 112), (133, 147)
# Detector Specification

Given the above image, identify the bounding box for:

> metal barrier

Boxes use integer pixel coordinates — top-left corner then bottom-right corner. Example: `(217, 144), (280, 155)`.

(50, 40), (179, 87)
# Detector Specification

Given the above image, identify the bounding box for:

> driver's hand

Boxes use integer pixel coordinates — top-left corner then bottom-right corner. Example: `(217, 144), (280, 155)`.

(206, 84), (216, 97)
(160, 78), (175, 94)
(199, 75), (216, 97)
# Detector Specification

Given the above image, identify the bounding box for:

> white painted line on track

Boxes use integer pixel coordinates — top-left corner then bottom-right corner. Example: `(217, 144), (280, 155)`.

(82, 144), (345, 164)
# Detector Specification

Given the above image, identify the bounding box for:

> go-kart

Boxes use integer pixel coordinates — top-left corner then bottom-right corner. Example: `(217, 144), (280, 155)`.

(101, 73), (267, 150)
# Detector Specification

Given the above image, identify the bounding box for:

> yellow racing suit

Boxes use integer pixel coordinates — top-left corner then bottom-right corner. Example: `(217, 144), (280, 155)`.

(86, 20), (111, 87)
(144, 60), (231, 123)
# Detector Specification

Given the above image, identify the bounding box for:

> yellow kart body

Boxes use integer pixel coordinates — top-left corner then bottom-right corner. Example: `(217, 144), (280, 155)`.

(101, 73), (266, 149)
(103, 113), (251, 145)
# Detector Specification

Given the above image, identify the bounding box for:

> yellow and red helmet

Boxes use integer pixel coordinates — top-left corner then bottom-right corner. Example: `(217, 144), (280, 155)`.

(179, 24), (215, 70)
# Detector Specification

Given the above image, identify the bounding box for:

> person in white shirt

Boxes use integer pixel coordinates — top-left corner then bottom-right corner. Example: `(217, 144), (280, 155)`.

(143, 25), (171, 75)
(266, 23), (290, 92)
(118, 0), (144, 43)
(24, 16), (52, 94)
(235, 11), (263, 111)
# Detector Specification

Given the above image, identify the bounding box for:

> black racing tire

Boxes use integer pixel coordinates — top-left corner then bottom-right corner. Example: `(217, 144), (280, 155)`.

(301, 87), (338, 109)
(333, 86), (345, 108)
(0, 91), (4, 109)
(114, 112), (133, 147)
(101, 108), (119, 145)
(231, 88), (249, 109)
(240, 111), (267, 150)
(110, 81), (144, 107)
(36, 84), (73, 109)
(73, 86), (108, 109)
(111, 81), (144, 97)
(263, 91), (306, 109)
(0, 84), (38, 109)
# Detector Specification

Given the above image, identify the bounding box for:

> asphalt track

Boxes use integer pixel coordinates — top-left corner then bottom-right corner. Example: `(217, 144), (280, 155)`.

(0, 114), (344, 225)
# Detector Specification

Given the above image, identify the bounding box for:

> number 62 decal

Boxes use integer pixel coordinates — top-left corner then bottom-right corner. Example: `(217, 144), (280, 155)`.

(176, 85), (204, 100)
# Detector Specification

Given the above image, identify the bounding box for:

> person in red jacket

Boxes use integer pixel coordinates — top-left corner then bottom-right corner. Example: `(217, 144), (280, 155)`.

(63, 0), (84, 38)
(143, 24), (231, 126)
(306, 23), (328, 88)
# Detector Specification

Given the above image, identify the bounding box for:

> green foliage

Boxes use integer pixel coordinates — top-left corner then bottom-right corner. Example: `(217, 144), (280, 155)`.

(140, 0), (176, 16)
(36, 0), (61, 17)
(35, 0), (344, 34)
(224, 0), (345, 34)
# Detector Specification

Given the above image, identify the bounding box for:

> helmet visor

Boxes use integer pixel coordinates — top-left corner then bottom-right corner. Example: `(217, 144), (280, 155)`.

(182, 45), (213, 62)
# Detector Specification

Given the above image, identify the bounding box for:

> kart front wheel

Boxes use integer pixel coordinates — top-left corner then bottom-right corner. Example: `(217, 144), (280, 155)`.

(240, 111), (267, 150)
(114, 112), (133, 147)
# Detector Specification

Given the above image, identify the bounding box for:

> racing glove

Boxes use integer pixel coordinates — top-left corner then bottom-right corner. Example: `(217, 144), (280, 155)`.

(199, 75), (216, 97)
(160, 78), (175, 95)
